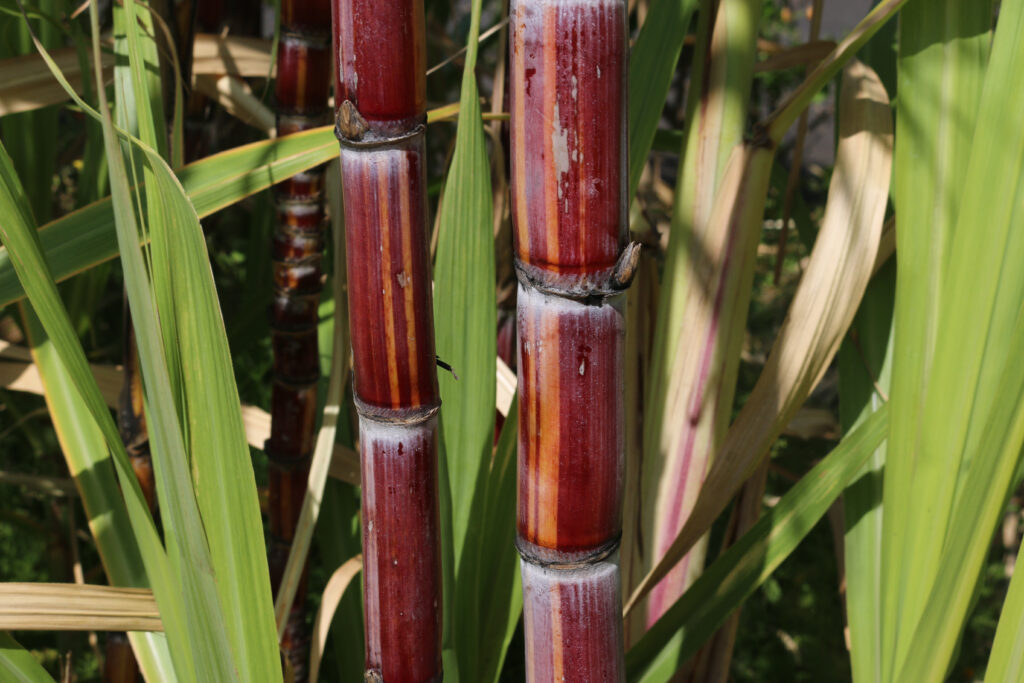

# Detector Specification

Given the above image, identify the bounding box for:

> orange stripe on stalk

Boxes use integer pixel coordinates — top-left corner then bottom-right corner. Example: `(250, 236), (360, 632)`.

(537, 309), (560, 547)
(398, 158), (420, 406)
(550, 582), (565, 681)
(377, 161), (401, 408)
(542, 5), (559, 268)
(296, 49), (308, 110)
(526, 306), (540, 541)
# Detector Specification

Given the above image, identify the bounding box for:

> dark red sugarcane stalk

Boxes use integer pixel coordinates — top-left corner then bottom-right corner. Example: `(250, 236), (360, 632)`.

(511, 0), (633, 678)
(331, 1), (442, 681)
(267, 0), (332, 678)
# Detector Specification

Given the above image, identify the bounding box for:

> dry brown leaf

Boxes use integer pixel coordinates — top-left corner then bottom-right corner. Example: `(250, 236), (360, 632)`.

(0, 583), (161, 632)
(0, 34), (271, 118)
(308, 555), (362, 683)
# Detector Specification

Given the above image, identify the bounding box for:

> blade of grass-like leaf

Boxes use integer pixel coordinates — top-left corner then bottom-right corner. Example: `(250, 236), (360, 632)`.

(627, 0), (699, 197)
(625, 405), (889, 682)
(837, 261), (894, 683)
(0, 631), (54, 683)
(0, 33), (270, 118)
(0, 583), (161, 632)
(0, 0), (59, 224)
(20, 307), (175, 681)
(0, 126), (337, 308)
(113, 0), (283, 673)
(881, 1), (993, 675)
(896, 302), (1024, 681)
(0, 131), (194, 682)
(1, 22), (173, 678)
(309, 555), (363, 683)
(984, 535), (1024, 682)
(890, 0), (1024, 675)
(465, 397), (522, 683)
(626, 59), (892, 616)
(85, 0), (242, 674)
(432, 0), (497, 678)
(837, 29), (897, 683)
(0, 104), (480, 309)
(641, 0), (760, 627)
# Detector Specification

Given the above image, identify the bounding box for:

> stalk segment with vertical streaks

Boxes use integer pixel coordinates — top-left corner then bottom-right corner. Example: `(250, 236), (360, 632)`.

(331, 1), (443, 680)
(511, 0), (632, 678)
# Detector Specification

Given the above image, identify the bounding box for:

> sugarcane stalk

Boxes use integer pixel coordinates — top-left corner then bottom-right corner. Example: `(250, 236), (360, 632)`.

(267, 0), (332, 679)
(331, 1), (442, 681)
(510, 0), (631, 678)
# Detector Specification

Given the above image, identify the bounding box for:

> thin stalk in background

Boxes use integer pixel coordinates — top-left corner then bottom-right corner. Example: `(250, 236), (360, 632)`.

(266, 1), (332, 678)
(331, 0), (443, 679)
(510, 0), (632, 678)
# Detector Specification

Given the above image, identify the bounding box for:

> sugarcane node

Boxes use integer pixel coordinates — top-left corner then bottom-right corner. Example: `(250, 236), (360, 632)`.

(513, 259), (627, 306)
(609, 241), (642, 290)
(353, 395), (441, 426)
(749, 122), (776, 150)
(514, 534), (621, 570)
(363, 670), (383, 683)
(280, 28), (331, 49)
(271, 367), (322, 387)
(336, 100), (369, 141)
(335, 120), (427, 149)
(263, 442), (314, 469)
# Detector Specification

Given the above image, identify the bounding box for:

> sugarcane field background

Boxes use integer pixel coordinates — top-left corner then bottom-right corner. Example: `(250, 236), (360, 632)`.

(2, 0), (1024, 681)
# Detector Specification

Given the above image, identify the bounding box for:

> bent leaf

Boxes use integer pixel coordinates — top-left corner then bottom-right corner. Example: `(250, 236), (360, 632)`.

(626, 59), (893, 616)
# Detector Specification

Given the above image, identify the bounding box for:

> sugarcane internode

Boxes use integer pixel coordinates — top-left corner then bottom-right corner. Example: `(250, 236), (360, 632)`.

(511, 0), (630, 679)
(267, 0), (332, 679)
(332, 0), (443, 681)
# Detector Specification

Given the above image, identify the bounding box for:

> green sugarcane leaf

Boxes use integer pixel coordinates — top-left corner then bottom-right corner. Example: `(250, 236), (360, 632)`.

(432, 0), (499, 680)
(838, 261), (894, 683)
(462, 397), (523, 683)
(20, 307), (176, 682)
(0, 126), (337, 309)
(627, 0), (699, 197)
(985, 527), (1024, 682)
(625, 405), (889, 682)
(888, 0), (1024, 675)
(0, 132), (193, 681)
(0, 10), (176, 678)
(880, 2), (993, 675)
(109, 2), (282, 677)
(0, 632), (54, 683)
(896, 303), (1024, 681)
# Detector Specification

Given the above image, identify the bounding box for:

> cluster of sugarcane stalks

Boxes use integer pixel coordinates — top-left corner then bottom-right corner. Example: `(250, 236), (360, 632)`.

(510, 0), (633, 678)
(331, 0), (444, 680)
(267, 0), (332, 678)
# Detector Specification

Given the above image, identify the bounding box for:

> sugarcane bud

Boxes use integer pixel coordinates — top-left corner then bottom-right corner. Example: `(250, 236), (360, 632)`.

(337, 99), (369, 141)
(609, 241), (642, 291)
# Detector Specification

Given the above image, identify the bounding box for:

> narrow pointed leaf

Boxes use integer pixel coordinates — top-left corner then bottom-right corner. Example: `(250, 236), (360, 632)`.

(626, 406), (889, 682)
(626, 60), (893, 615)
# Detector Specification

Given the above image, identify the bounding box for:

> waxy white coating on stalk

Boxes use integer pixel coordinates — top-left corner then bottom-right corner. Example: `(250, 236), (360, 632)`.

(521, 557), (626, 680)
(358, 414), (439, 671)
